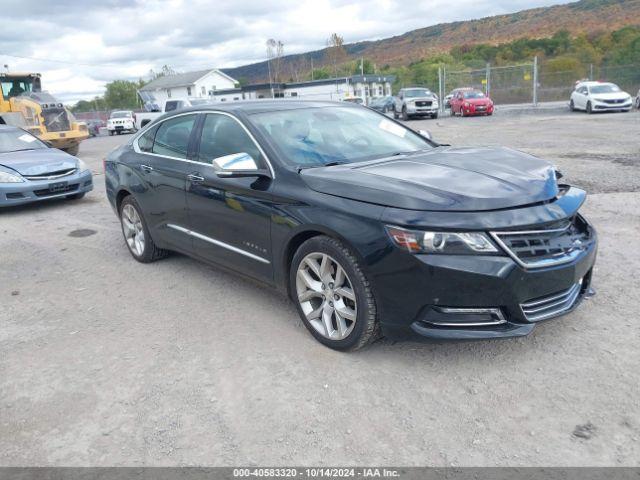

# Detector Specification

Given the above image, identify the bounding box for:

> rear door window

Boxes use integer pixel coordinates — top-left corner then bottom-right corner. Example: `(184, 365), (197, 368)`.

(137, 125), (158, 152)
(151, 114), (197, 159)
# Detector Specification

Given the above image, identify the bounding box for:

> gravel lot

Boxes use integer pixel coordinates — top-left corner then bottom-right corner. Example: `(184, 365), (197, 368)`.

(1, 110), (639, 467)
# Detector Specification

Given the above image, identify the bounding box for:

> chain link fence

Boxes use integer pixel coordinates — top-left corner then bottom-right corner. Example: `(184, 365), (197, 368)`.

(436, 59), (640, 109)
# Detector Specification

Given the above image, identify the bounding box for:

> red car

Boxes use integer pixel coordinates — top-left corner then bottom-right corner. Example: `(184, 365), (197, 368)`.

(450, 89), (494, 116)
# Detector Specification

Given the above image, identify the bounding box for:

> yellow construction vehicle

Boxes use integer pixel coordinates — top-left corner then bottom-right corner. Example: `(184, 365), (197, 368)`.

(0, 72), (88, 155)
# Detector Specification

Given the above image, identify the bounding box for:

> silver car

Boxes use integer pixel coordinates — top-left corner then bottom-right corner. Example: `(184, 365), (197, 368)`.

(0, 125), (93, 207)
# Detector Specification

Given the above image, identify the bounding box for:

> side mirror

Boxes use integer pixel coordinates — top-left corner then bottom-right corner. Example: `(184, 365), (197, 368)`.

(418, 129), (432, 141)
(212, 152), (271, 179)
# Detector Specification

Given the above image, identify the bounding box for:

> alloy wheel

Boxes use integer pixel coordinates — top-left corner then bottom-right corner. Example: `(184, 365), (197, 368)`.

(121, 204), (145, 257)
(296, 252), (357, 340)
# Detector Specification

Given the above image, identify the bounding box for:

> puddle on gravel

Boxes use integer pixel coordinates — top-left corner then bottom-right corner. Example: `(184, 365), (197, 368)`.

(68, 229), (97, 238)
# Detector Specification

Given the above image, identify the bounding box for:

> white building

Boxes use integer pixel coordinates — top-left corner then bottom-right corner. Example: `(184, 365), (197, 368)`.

(138, 69), (238, 109)
(212, 75), (395, 105)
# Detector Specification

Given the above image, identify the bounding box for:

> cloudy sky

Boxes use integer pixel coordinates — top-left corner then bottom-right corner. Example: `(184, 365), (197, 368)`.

(0, 0), (573, 104)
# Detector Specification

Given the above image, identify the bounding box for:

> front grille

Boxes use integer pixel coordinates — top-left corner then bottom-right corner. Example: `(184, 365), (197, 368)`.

(491, 216), (593, 269)
(33, 183), (79, 197)
(24, 168), (77, 181)
(603, 99), (625, 104)
(415, 100), (432, 107)
(42, 108), (71, 132)
(521, 282), (581, 322)
(6, 192), (24, 199)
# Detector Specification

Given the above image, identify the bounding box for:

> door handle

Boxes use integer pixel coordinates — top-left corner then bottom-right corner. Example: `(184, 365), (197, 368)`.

(187, 173), (205, 183)
(140, 164), (153, 173)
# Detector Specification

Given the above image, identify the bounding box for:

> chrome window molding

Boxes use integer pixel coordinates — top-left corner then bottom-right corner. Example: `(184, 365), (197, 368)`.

(131, 110), (276, 178)
(166, 223), (270, 264)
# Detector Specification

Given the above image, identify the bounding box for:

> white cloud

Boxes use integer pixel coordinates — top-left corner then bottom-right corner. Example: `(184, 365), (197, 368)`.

(0, 0), (572, 103)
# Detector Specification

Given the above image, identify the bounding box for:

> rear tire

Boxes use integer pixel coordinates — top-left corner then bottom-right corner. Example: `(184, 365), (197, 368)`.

(119, 196), (168, 263)
(290, 236), (379, 351)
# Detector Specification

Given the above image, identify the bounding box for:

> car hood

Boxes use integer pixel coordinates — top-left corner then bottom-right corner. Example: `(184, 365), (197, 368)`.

(407, 96), (436, 101)
(591, 91), (630, 100)
(466, 98), (493, 105)
(0, 148), (79, 176)
(300, 147), (558, 212)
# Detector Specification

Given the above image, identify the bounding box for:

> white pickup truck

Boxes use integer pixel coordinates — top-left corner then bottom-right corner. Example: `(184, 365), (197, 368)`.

(135, 98), (214, 129)
(107, 110), (136, 135)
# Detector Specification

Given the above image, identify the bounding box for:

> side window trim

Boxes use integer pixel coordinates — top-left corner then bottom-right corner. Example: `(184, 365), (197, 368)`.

(132, 110), (275, 178)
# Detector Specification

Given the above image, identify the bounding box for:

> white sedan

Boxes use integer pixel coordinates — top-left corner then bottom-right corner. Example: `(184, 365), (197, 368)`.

(570, 81), (633, 114)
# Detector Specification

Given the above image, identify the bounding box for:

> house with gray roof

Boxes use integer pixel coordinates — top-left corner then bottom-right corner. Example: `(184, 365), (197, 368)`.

(138, 69), (238, 108)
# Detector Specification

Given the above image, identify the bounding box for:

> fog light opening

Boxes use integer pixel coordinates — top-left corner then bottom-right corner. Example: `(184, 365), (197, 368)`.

(426, 307), (507, 327)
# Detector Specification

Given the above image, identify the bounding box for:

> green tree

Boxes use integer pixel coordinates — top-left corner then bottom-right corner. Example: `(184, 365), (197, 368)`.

(103, 79), (144, 110)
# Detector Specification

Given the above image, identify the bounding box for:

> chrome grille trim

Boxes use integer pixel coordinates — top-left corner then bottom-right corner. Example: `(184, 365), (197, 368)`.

(520, 282), (581, 322)
(490, 217), (591, 269)
(24, 168), (77, 181)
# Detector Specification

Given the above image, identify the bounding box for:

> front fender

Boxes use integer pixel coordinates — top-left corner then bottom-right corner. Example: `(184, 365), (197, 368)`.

(270, 193), (387, 292)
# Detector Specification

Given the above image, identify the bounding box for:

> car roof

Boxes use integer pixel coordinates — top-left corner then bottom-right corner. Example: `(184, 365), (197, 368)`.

(160, 99), (361, 116)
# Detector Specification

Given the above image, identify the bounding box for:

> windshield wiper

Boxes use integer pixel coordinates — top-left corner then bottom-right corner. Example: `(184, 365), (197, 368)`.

(9, 148), (36, 153)
(297, 161), (346, 173)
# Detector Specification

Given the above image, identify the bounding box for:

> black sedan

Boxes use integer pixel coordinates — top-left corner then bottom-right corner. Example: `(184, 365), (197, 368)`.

(105, 101), (596, 351)
(369, 96), (395, 113)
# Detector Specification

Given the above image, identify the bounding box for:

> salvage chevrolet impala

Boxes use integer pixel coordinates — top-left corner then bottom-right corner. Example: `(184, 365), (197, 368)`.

(105, 101), (597, 350)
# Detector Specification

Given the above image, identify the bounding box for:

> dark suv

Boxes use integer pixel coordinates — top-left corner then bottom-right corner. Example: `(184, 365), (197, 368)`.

(105, 101), (596, 351)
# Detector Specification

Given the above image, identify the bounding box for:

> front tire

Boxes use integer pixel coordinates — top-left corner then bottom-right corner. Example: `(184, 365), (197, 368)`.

(431, 112), (438, 119)
(569, 99), (575, 112)
(586, 101), (593, 114)
(109, 130), (114, 136)
(119, 196), (168, 263)
(401, 106), (409, 121)
(290, 236), (379, 351)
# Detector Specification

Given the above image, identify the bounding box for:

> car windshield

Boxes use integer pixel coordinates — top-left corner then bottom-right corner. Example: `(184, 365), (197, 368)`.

(464, 91), (485, 99)
(249, 106), (433, 167)
(111, 111), (132, 118)
(589, 84), (621, 94)
(404, 89), (431, 98)
(0, 129), (48, 154)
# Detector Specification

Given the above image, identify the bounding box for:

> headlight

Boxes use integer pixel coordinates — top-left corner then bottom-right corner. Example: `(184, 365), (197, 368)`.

(0, 170), (24, 183)
(76, 159), (89, 172)
(464, 102), (471, 107)
(385, 226), (498, 254)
